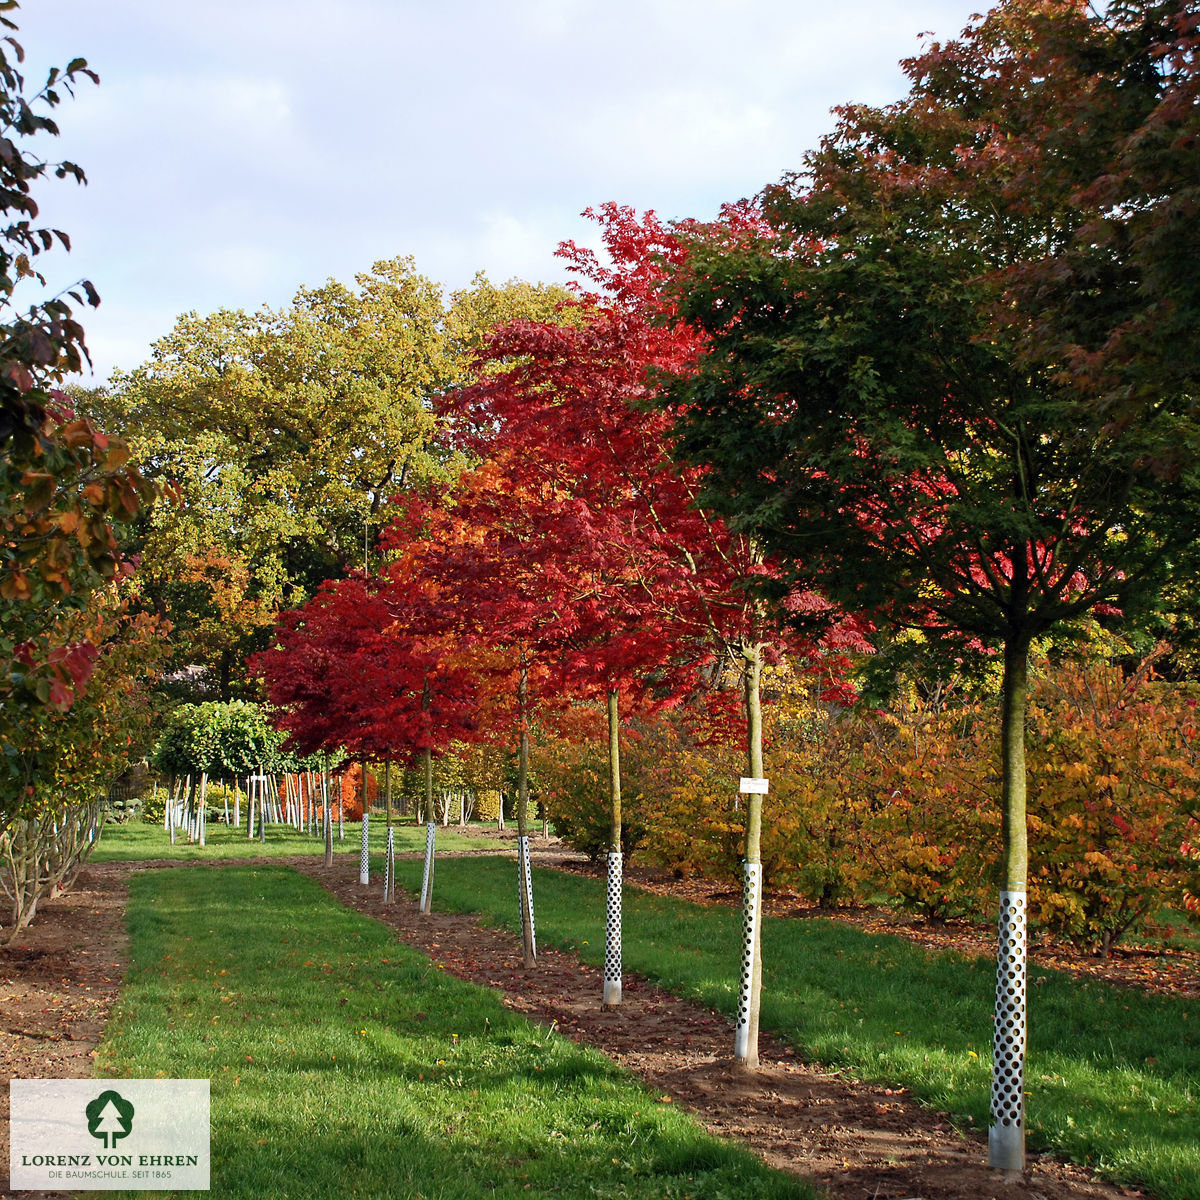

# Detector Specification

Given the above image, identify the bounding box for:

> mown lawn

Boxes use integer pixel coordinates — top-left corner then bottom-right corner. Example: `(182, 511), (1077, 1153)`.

(91, 818), (496, 862)
(96, 865), (816, 1200)
(392, 854), (1200, 1200)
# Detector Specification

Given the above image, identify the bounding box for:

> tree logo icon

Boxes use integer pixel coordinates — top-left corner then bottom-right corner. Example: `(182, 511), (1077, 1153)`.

(85, 1089), (135, 1148)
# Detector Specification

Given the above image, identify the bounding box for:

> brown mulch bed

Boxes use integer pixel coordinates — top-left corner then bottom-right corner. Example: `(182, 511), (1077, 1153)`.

(0, 864), (128, 1198)
(0, 843), (1184, 1199)
(588, 860), (1200, 1000)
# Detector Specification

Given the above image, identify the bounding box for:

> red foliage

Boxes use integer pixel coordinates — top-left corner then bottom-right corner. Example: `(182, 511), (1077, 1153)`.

(250, 573), (478, 766)
(435, 205), (867, 729)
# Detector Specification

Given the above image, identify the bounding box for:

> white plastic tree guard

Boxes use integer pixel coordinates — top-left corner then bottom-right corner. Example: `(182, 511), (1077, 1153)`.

(419, 821), (436, 912)
(359, 811), (370, 886)
(383, 826), (395, 903)
(989, 889), (1028, 1171)
(733, 860), (763, 1063)
(603, 850), (623, 1007)
(517, 834), (537, 958)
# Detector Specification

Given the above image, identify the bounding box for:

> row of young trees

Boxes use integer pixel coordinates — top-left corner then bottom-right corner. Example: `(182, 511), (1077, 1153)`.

(648, 0), (1200, 1172)
(0, 5), (167, 939)
(254, 204), (868, 1056)
(255, 0), (1200, 1174)
(543, 636), (1200, 956)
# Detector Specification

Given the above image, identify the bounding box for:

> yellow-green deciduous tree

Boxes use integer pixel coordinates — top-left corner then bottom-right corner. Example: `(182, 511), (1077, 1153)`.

(86, 269), (570, 697)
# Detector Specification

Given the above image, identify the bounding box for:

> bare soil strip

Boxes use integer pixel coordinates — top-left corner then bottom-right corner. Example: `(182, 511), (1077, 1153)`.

(0, 865), (128, 1198)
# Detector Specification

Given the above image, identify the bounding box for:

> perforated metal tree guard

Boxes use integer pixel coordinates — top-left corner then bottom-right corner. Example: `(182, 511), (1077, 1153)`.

(733, 861), (762, 1062)
(383, 827), (395, 902)
(517, 834), (537, 957)
(419, 821), (436, 911)
(359, 812), (370, 885)
(989, 889), (1027, 1171)
(603, 851), (623, 1007)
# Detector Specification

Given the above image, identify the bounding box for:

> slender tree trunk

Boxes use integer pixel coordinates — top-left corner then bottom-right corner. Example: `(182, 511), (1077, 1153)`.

(734, 644), (766, 1069)
(989, 634), (1031, 1172)
(420, 745), (436, 913)
(516, 657), (537, 969)
(186, 775), (198, 843)
(601, 689), (624, 1009)
(323, 768), (333, 867)
(198, 774), (207, 847)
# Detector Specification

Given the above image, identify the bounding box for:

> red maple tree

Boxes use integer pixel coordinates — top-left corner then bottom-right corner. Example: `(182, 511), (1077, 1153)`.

(431, 204), (867, 1027)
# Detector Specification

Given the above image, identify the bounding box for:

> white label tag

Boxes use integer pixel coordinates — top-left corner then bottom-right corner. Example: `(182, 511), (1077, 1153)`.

(739, 777), (769, 794)
(10, 1079), (210, 1190)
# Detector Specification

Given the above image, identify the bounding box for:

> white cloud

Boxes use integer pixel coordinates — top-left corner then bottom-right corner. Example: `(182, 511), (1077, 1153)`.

(578, 89), (787, 194)
(10, 0), (992, 382)
(185, 243), (283, 297)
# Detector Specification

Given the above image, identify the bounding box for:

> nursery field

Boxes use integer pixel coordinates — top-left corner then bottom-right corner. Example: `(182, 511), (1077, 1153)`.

(3, 833), (1197, 1199)
(379, 856), (1199, 1200)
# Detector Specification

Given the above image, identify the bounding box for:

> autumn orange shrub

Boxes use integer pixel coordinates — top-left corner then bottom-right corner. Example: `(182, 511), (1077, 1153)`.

(338, 764), (379, 821)
(1183, 821), (1200, 917)
(549, 673), (881, 905)
(1024, 652), (1200, 954)
(636, 715), (745, 881)
(857, 694), (1000, 921)
(540, 645), (1200, 947)
(862, 643), (1200, 951)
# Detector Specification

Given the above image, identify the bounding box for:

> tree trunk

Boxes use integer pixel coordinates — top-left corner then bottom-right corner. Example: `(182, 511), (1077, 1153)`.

(989, 635), (1031, 1172)
(420, 745), (436, 914)
(734, 644), (765, 1070)
(603, 689), (623, 1009)
(323, 768), (333, 867)
(516, 657), (537, 969)
(198, 774), (207, 847)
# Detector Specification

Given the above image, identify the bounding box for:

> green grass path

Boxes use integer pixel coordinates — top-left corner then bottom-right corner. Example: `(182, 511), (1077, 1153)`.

(97, 865), (817, 1200)
(91, 819), (495, 863)
(388, 855), (1200, 1200)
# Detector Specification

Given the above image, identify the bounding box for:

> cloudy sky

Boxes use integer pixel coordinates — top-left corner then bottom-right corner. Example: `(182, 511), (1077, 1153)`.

(17, 0), (987, 383)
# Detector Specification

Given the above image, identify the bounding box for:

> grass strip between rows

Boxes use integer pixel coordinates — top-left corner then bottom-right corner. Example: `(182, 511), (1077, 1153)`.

(97, 865), (817, 1200)
(386, 854), (1200, 1200)
(91, 820), (496, 863)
